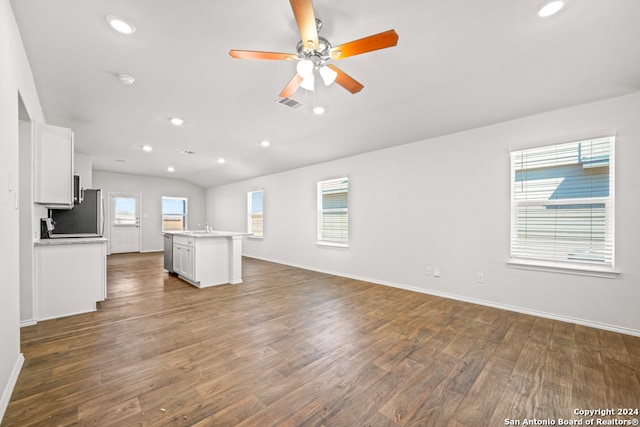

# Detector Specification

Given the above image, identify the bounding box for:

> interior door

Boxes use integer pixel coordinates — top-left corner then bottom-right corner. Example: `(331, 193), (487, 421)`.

(110, 193), (141, 254)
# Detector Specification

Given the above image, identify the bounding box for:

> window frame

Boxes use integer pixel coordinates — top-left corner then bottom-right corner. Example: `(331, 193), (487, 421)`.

(508, 135), (618, 278)
(317, 176), (349, 248)
(161, 196), (188, 232)
(247, 189), (264, 238)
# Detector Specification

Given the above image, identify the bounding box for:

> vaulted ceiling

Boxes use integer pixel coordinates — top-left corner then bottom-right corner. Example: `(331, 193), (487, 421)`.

(11, 0), (640, 188)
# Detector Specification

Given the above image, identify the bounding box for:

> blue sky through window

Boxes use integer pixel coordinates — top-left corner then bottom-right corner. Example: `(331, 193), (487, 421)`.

(163, 198), (186, 215)
(250, 191), (263, 213)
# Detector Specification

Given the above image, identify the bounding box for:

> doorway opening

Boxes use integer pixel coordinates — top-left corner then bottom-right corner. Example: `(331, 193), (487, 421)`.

(18, 93), (36, 326)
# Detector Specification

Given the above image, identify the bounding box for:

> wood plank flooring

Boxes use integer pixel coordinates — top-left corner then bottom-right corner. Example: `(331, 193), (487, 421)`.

(4, 253), (640, 426)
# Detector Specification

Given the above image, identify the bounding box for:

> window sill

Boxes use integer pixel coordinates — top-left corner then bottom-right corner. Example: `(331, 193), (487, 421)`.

(316, 241), (349, 249)
(247, 235), (263, 240)
(507, 258), (620, 279)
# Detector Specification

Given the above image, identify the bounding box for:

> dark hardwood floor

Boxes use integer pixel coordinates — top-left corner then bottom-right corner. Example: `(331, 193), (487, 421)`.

(4, 252), (640, 426)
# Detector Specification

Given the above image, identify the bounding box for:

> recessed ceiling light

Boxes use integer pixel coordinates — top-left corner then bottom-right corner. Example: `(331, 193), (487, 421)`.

(260, 140), (271, 147)
(217, 158), (226, 164)
(106, 15), (136, 34)
(142, 145), (153, 152)
(538, 1), (564, 17)
(118, 74), (135, 85)
(167, 166), (175, 172)
(313, 106), (325, 115)
(170, 117), (185, 126)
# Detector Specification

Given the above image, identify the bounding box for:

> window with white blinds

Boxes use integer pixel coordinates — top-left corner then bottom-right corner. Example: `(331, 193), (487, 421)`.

(510, 136), (615, 270)
(247, 189), (263, 237)
(317, 177), (349, 246)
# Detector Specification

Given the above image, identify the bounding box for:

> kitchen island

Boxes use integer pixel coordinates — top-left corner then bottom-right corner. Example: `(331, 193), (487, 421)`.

(166, 231), (247, 288)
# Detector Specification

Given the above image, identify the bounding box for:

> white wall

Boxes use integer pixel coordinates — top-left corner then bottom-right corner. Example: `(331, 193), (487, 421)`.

(74, 153), (93, 189)
(0, 0), (45, 419)
(207, 92), (640, 336)
(93, 171), (206, 252)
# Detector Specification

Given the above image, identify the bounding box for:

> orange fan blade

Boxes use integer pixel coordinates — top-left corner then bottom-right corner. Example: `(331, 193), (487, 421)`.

(229, 50), (298, 61)
(327, 65), (364, 94)
(289, 0), (319, 50)
(329, 29), (399, 60)
(279, 73), (304, 98)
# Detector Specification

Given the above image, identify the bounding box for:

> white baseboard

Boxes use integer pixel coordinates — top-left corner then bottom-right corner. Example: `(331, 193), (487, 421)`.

(20, 319), (37, 328)
(243, 254), (640, 337)
(377, 280), (640, 338)
(36, 306), (96, 322)
(0, 353), (24, 423)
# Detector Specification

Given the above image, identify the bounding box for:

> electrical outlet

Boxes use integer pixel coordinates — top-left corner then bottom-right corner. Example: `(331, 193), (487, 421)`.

(426, 266), (432, 275)
(477, 273), (485, 283)
(434, 267), (440, 277)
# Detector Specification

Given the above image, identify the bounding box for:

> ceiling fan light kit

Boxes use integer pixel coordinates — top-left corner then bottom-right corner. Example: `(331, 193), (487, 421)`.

(229, 0), (398, 100)
(296, 59), (314, 78)
(318, 65), (337, 86)
(300, 74), (315, 91)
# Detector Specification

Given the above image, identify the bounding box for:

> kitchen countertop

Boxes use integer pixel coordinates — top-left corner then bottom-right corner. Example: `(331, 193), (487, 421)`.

(35, 237), (108, 246)
(169, 231), (250, 239)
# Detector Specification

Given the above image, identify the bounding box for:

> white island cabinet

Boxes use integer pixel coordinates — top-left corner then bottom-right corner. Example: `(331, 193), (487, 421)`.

(172, 235), (195, 280)
(34, 238), (107, 320)
(169, 231), (246, 288)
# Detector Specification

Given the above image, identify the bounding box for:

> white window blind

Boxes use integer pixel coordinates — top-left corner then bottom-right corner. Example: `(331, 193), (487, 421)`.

(510, 136), (615, 269)
(317, 177), (349, 245)
(247, 190), (263, 237)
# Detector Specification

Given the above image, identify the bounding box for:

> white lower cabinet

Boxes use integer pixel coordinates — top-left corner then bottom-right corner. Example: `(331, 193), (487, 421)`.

(34, 239), (107, 320)
(173, 237), (195, 280)
(171, 234), (234, 288)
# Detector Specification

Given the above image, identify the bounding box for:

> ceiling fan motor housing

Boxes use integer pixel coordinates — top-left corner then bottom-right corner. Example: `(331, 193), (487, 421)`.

(296, 36), (332, 66)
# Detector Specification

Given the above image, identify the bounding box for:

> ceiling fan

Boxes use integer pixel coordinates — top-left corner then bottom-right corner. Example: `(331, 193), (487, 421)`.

(229, 0), (399, 98)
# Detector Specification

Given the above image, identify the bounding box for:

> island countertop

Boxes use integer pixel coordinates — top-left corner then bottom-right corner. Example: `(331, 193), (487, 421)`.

(169, 231), (250, 239)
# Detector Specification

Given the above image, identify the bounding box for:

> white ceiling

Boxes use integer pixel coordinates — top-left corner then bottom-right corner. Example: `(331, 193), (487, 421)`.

(11, 0), (640, 188)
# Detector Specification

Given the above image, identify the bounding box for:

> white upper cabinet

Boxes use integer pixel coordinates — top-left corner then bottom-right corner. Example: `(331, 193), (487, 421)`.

(34, 123), (74, 209)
